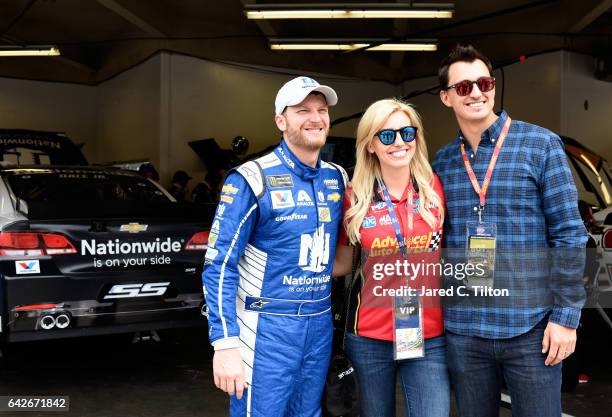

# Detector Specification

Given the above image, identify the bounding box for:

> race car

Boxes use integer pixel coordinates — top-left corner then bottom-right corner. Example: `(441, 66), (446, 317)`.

(594, 207), (612, 306)
(0, 165), (212, 343)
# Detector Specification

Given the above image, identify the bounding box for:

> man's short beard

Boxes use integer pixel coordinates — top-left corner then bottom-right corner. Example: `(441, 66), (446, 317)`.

(284, 122), (329, 151)
(292, 136), (326, 151)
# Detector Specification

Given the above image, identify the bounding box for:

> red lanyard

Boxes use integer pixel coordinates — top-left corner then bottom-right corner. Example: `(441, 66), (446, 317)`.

(407, 189), (413, 231)
(460, 116), (512, 209)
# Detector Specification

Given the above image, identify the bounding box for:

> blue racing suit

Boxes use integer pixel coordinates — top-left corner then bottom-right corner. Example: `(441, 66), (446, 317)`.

(203, 139), (347, 417)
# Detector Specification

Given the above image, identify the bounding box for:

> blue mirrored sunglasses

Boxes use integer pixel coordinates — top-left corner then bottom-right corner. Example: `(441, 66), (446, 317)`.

(375, 126), (418, 145)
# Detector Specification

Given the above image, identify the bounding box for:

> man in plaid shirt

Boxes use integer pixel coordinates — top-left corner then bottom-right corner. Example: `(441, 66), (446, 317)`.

(432, 44), (587, 417)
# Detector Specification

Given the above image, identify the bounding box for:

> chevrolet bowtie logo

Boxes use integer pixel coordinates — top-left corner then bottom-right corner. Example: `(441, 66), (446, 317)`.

(120, 223), (148, 233)
(250, 300), (270, 309)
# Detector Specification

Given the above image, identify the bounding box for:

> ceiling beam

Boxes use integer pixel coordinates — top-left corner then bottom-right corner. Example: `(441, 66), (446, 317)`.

(1, 34), (24, 45)
(96, 0), (166, 37)
(389, 1), (412, 72)
(240, 0), (278, 37)
(55, 55), (96, 73)
(568, 0), (612, 33)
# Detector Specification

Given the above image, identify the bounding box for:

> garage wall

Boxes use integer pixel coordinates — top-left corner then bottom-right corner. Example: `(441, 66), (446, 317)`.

(0, 77), (96, 161)
(397, 50), (612, 162)
(398, 51), (564, 157)
(396, 75), (456, 157)
(561, 52), (612, 159)
(167, 53), (395, 185)
(498, 52), (562, 135)
(94, 54), (162, 167)
(0, 49), (608, 189)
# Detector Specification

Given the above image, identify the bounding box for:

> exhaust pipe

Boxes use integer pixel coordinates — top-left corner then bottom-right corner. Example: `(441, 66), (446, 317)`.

(55, 313), (71, 329)
(132, 330), (160, 344)
(40, 315), (56, 330)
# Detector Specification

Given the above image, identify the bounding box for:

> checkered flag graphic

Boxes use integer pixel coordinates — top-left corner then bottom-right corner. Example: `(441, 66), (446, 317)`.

(428, 231), (442, 251)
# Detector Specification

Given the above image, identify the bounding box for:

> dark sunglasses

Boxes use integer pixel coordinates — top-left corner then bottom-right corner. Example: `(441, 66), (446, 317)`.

(375, 126), (418, 145)
(445, 76), (495, 96)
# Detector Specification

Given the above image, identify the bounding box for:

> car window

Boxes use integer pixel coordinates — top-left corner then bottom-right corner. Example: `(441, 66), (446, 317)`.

(5, 171), (169, 203)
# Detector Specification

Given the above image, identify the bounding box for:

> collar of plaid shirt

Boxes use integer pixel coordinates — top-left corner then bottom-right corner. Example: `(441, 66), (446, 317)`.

(457, 110), (508, 150)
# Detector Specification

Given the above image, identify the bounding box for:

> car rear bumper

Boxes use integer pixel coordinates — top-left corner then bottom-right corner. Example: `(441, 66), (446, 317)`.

(5, 297), (207, 342)
(0, 265), (208, 342)
(7, 317), (206, 342)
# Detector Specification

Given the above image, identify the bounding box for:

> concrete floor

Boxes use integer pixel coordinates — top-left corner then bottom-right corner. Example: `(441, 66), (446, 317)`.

(0, 325), (610, 417)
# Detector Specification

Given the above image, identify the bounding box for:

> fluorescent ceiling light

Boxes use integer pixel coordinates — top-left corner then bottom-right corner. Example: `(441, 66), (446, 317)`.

(245, 3), (454, 19)
(0, 46), (60, 57)
(269, 39), (438, 52)
(367, 43), (437, 51)
(271, 43), (371, 51)
(249, 10), (453, 19)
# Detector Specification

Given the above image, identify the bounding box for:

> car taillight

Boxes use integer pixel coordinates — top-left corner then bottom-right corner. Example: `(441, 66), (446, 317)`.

(603, 230), (612, 251)
(186, 231), (209, 251)
(42, 233), (77, 254)
(0, 232), (77, 256)
(14, 303), (58, 312)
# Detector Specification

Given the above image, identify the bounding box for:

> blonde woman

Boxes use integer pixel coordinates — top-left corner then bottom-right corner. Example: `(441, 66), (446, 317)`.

(334, 99), (449, 417)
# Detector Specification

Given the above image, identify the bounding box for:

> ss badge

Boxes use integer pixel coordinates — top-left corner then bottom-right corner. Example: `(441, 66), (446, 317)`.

(103, 282), (170, 299)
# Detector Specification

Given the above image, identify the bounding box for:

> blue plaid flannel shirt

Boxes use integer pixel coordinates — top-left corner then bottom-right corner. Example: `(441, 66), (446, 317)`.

(432, 111), (587, 339)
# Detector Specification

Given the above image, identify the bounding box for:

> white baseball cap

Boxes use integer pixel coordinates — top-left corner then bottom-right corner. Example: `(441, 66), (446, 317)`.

(275, 76), (338, 115)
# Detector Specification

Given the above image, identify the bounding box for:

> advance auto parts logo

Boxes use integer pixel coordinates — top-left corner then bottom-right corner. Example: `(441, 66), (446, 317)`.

(81, 237), (182, 255)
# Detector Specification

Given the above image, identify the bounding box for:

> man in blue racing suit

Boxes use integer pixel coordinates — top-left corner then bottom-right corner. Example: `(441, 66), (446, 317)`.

(203, 76), (348, 417)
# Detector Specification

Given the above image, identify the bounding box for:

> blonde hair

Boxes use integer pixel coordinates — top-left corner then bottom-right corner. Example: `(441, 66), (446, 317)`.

(345, 98), (444, 245)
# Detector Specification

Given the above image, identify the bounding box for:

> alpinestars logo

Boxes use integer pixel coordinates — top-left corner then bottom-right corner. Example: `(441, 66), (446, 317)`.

(298, 224), (330, 273)
(249, 300), (270, 309)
